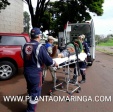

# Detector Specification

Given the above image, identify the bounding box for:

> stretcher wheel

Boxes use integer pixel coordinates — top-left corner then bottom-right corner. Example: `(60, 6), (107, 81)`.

(79, 87), (81, 91)
(66, 95), (70, 102)
(58, 83), (64, 89)
(50, 92), (53, 96)
(76, 87), (81, 93)
(76, 89), (80, 93)
(67, 91), (72, 95)
(49, 90), (53, 96)
(66, 99), (70, 102)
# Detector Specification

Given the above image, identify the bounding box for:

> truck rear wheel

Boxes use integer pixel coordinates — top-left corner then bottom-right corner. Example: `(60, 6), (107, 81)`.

(87, 62), (93, 66)
(87, 55), (93, 66)
(0, 61), (17, 80)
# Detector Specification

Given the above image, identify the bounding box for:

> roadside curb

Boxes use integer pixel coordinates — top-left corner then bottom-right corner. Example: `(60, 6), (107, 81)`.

(96, 48), (113, 56)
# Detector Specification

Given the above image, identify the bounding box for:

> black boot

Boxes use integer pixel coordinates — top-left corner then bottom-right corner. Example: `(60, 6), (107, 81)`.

(69, 74), (77, 84)
(79, 79), (85, 84)
(79, 70), (86, 84)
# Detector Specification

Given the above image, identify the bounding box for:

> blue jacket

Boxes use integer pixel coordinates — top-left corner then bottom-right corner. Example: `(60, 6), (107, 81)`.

(82, 41), (90, 54)
(45, 42), (53, 54)
(45, 42), (52, 49)
(22, 40), (53, 74)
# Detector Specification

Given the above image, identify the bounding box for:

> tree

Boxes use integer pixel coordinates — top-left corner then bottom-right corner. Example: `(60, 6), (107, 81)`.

(48, 0), (104, 35)
(23, 11), (30, 34)
(24, 0), (50, 30)
(23, 0), (104, 36)
(0, 0), (10, 12)
(95, 35), (102, 45)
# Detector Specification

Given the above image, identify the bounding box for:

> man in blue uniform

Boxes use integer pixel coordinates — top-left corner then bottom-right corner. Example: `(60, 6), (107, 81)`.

(78, 34), (90, 83)
(22, 28), (58, 112)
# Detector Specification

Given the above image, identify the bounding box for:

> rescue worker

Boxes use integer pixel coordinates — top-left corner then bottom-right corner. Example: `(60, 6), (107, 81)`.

(43, 36), (59, 83)
(70, 34), (90, 84)
(22, 28), (58, 112)
(81, 34), (90, 57)
(45, 36), (55, 55)
(78, 34), (90, 83)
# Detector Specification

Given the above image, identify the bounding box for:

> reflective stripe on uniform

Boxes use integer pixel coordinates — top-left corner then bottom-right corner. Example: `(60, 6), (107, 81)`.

(29, 99), (38, 104)
(36, 44), (42, 68)
(80, 68), (86, 70)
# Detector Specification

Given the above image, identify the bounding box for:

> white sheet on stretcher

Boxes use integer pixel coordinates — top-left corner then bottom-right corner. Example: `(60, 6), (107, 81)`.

(53, 53), (87, 65)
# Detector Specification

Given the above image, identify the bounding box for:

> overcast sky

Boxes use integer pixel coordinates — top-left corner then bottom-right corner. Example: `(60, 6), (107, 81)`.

(92, 0), (113, 35)
(24, 0), (113, 35)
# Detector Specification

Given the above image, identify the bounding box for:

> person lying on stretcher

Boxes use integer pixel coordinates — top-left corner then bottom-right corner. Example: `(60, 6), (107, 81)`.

(58, 38), (83, 58)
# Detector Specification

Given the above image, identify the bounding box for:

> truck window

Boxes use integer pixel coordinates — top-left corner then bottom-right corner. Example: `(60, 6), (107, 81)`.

(70, 24), (91, 46)
(71, 24), (91, 34)
(0, 36), (26, 46)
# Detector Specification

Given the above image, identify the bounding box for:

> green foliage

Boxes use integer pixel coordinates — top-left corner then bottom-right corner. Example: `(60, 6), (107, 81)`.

(95, 34), (104, 44)
(99, 39), (113, 46)
(23, 11), (30, 34)
(24, 0), (104, 36)
(47, 0), (104, 35)
(40, 11), (51, 31)
(0, 0), (10, 12)
(98, 36), (113, 46)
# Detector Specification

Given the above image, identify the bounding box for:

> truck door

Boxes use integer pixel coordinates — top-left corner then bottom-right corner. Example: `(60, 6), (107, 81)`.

(90, 19), (95, 61)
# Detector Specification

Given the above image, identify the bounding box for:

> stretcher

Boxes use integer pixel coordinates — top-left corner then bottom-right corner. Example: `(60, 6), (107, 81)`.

(49, 52), (87, 96)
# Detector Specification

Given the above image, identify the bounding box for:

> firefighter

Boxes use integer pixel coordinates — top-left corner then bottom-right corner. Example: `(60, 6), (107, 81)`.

(22, 28), (58, 112)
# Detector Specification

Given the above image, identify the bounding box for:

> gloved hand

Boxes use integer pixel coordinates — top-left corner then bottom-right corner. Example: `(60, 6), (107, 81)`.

(87, 52), (91, 56)
(52, 60), (59, 67)
(54, 61), (59, 67)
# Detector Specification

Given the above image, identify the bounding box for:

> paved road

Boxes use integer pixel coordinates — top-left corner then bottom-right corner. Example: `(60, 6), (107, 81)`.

(0, 51), (113, 112)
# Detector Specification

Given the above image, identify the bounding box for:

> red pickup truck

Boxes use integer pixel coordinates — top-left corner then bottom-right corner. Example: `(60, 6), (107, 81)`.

(0, 33), (30, 80)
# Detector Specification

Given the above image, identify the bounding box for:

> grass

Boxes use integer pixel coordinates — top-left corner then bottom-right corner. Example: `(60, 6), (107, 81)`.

(98, 38), (113, 46)
(96, 38), (113, 55)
